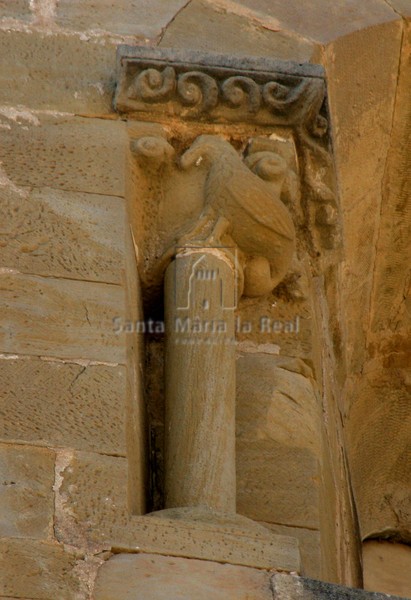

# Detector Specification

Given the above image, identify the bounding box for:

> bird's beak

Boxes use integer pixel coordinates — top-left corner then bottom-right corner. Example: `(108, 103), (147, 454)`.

(179, 145), (204, 170)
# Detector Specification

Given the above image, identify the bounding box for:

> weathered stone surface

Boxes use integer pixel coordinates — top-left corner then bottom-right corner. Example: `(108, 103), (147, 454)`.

(0, 113), (126, 196)
(56, 451), (299, 571)
(0, 539), (81, 599)
(346, 373), (411, 542)
(0, 273), (125, 363)
(93, 558), (411, 600)
(0, 0), (30, 20)
(263, 522), (321, 580)
(237, 439), (320, 528)
(123, 226), (147, 515)
(0, 186), (125, 284)
(271, 573), (407, 599)
(54, 449), (145, 549)
(231, 0), (399, 43)
(160, 0), (318, 63)
(164, 253), (236, 513)
(368, 22), (411, 338)
(0, 444), (54, 539)
(236, 353), (322, 528)
(343, 17), (411, 558)
(94, 552), (272, 600)
(0, 5), (407, 595)
(323, 20), (403, 374)
(236, 292), (313, 359)
(0, 30), (118, 112)
(0, 357), (126, 455)
(343, 16), (411, 551)
(385, 0), (411, 17)
(56, 0), (189, 38)
(363, 541), (411, 597)
(115, 55), (332, 223)
(310, 273), (364, 586)
(319, 18), (410, 582)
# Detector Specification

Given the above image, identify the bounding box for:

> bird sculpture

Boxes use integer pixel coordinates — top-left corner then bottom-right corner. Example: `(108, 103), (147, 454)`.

(172, 134), (296, 297)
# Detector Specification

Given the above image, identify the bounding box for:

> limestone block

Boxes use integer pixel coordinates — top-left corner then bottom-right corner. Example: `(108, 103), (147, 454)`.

(346, 374), (411, 542)
(0, 0), (30, 20)
(0, 539), (81, 599)
(385, 0), (411, 17)
(263, 522), (321, 580)
(55, 450), (133, 549)
(0, 186), (125, 284)
(271, 573), (406, 599)
(0, 357), (126, 455)
(0, 444), (54, 539)
(56, 0), (189, 38)
(236, 353), (322, 528)
(230, 0), (399, 44)
(363, 541), (411, 597)
(322, 20), (403, 372)
(342, 18), (411, 562)
(0, 273), (125, 363)
(0, 30), (118, 112)
(237, 439), (321, 528)
(123, 227), (147, 515)
(56, 451), (299, 571)
(369, 21), (411, 336)
(160, 0), (318, 63)
(0, 114), (126, 196)
(93, 553), (272, 600)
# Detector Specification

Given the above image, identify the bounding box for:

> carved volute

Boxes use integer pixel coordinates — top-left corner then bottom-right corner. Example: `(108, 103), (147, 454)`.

(131, 132), (297, 299)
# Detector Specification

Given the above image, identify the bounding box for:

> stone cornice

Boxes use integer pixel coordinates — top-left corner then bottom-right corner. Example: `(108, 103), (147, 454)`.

(114, 46), (326, 130)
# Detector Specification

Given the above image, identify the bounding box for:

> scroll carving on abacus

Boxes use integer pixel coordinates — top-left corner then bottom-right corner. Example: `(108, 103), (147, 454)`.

(115, 47), (341, 258)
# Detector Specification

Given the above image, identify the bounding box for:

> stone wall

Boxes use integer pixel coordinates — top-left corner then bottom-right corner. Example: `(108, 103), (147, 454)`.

(0, 1), (410, 599)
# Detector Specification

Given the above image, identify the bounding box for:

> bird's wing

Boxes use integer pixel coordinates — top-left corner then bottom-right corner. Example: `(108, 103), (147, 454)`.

(222, 169), (295, 241)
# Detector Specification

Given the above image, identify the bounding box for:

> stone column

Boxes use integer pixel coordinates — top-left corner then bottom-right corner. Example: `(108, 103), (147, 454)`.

(164, 248), (236, 513)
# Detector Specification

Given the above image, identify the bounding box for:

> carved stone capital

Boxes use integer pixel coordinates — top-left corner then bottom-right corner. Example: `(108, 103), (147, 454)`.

(115, 47), (341, 281)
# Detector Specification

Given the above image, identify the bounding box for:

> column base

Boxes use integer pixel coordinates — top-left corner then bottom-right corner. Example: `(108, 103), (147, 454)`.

(146, 506), (300, 572)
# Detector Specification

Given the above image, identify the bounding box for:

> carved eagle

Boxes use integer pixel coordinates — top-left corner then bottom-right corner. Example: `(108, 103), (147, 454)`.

(178, 135), (296, 295)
